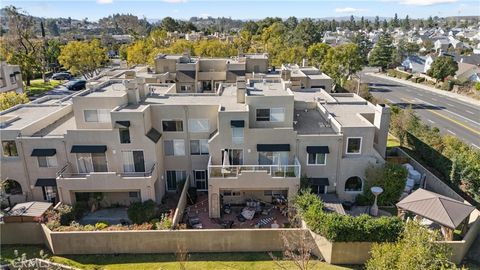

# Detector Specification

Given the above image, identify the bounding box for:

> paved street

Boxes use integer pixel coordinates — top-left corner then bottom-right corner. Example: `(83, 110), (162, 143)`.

(360, 73), (480, 149)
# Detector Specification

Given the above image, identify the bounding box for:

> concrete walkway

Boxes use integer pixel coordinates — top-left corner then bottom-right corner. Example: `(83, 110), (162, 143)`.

(365, 72), (480, 107)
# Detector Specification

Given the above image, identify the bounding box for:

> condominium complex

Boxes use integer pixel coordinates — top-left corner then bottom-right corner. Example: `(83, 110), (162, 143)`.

(0, 53), (389, 218)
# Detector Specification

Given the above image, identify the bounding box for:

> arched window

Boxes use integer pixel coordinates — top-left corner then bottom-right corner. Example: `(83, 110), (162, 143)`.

(345, 176), (363, 192)
(3, 179), (23, 195)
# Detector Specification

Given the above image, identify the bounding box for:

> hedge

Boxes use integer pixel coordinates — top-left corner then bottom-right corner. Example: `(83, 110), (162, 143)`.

(387, 69), (412, 80)
(296, 191), (404, 242)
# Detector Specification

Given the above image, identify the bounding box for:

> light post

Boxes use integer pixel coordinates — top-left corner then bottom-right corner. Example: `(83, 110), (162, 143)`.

(370, 186), (383, 217)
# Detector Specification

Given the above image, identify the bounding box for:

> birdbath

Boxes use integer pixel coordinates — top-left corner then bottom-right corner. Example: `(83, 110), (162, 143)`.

(370, 186), (383, 217)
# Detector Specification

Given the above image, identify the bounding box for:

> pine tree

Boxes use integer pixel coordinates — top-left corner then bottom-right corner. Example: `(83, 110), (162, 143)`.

(368, 33), (395, 70)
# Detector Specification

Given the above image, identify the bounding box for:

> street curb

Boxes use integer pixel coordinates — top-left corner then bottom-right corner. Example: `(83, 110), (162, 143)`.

(366, 72), (480, 107)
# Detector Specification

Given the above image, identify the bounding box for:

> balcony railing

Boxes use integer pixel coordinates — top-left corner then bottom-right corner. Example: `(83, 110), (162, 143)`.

(57, 162), (156, 179)
(208, 157), (300, 179)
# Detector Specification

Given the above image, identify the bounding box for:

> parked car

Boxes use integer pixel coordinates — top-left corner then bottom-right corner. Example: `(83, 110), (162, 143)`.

(63, 79), (86, 91)
(51, 72), (71, 80)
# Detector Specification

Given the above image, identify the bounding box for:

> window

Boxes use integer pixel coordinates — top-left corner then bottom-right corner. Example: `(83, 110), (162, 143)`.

(2, 141), (18, 157)
(270, 108), (285, 122)
(258, 151), (289, 165)
(162, 120), (183, 132)
(180, 85), (192, 92)
(10, 75), (16, 84)
(164, 140), (185, 156)
(129, 191), (139, 198)
(222, 190), (241, 196)
(194, 170), (208, 190)
(188, 119), (209, 133)
(84, 109), (110, 123)
(166, 170), (186, 191)
(122, 150), (145, 173)
(222, 149), (243, 165)
(256, 109), (270, 121)
(42, 186), (57, 202)
(307, 153), (326, 165)
(190, 139), (209, 155)
(345, 176), (363, 192)
(38, 156), (58, 168)
(346, 137), (362, 154)
(119, 128), (131, 144)
(76, 153), (108, 173)
(4, 179), (22, 195)
(232, 127), (244, 144)
(256, 108), (285, 122)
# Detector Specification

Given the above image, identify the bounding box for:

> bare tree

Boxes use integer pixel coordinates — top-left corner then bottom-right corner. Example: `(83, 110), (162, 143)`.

(269, 230), (317, 270)
(175, 243), (189, 270)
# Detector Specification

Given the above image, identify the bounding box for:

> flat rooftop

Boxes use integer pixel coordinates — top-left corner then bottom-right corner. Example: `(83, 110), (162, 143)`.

(0, 105), (67, 131)
(322, 103), (376, 127)
(294, 109), (335, 134)
(246, 82), (290, 97)
(81, 83), (127, 98)
(32, 112), (76, 137)
(121, 84), (246, 112)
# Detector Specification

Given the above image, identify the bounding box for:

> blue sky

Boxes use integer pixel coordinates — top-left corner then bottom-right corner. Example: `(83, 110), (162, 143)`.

(2, 0), (479, 21)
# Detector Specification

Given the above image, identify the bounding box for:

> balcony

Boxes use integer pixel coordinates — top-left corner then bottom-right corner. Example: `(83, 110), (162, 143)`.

(57, 162), (156, 179)
(208, 157), (300, 179)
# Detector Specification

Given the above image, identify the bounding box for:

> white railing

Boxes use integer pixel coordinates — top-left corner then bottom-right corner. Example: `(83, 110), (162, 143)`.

(57, 162), (156, 179)
(208, 156), (301, 179)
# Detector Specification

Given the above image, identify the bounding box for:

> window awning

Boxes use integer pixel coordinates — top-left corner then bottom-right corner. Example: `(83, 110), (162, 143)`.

(146, 128), (162, 143)
(115, 121), (130, 128)
(231, 120), (245, 128)
(71, 145), (107, 153)
(31, 148), (56, 156)
(35, 178), (57, 187)
(257, 144), (290, 152)
(309, 178), (329, 186)
(306, 146), (330, 154)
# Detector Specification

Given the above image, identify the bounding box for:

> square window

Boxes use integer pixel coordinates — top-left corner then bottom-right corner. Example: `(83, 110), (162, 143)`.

(162, 120), (183, 132)
(38, 156), (58, 168)
(347, 138), (362, 154)
(270, 108), (285, 122)
(2, 141), (18, 157)
(307, 153), (326, 165)
(256, 109), (270, 121)
(188, 119), (209, 133)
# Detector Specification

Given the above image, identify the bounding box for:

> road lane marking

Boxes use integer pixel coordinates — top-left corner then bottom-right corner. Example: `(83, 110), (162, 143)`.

(427, 119), (435, 124)
(447, 129), (456, 135)
(418, 93), (423, 96)
(414, 98), (480, 126)
(431, 98), (437, 101)
(400, 97), (480, 136)
(405, 89), (412, 92)
(473, 144), (480, 150)
(446, 103), (454, 107)
(386, 98), (394, 103)
(466, 110), (474, 115)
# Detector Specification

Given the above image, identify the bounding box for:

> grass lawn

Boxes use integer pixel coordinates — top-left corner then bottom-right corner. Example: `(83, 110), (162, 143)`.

(387, 133), (400, 148)
(1, 245), (356, 270)
(25, 79), (63, 96)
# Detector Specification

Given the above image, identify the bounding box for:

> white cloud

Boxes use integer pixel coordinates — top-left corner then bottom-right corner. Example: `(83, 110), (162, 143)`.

(162, 0), (187, 3)
(335, 7), (367, 13)
(399, 0), (457, 6)
(96, 0), (113, 4)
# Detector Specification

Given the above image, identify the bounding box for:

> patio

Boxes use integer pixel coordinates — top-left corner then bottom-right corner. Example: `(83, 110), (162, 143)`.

(183, 193), (292, 229)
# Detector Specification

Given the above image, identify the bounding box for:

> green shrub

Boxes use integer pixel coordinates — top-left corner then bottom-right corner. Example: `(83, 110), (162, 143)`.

(475, 82), (480, 91)
(356, 163), (408, 206)
(95, 222), (108, 230)
(127, 200), (157, 224)
(295, 192), (404, 242)
(83, 224), (95, 231)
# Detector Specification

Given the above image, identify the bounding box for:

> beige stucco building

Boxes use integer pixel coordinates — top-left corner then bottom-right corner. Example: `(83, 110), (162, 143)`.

(0, 62), (23, 94)
(0, 53), (390, 217)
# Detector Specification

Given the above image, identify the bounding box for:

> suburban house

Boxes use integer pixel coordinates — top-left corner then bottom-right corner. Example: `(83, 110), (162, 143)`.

(455, 62), (480, 83)
(0, 61), (23, 94)
(0, 54), (390, 218)
(434, 39), (449, 52)
(401, 55), (428, 74)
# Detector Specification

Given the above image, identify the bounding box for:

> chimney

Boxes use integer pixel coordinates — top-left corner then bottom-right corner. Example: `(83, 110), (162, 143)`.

(236, 76), (246, 104)
(373, 104), (391, 159)
(125, 80), (140, 105)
